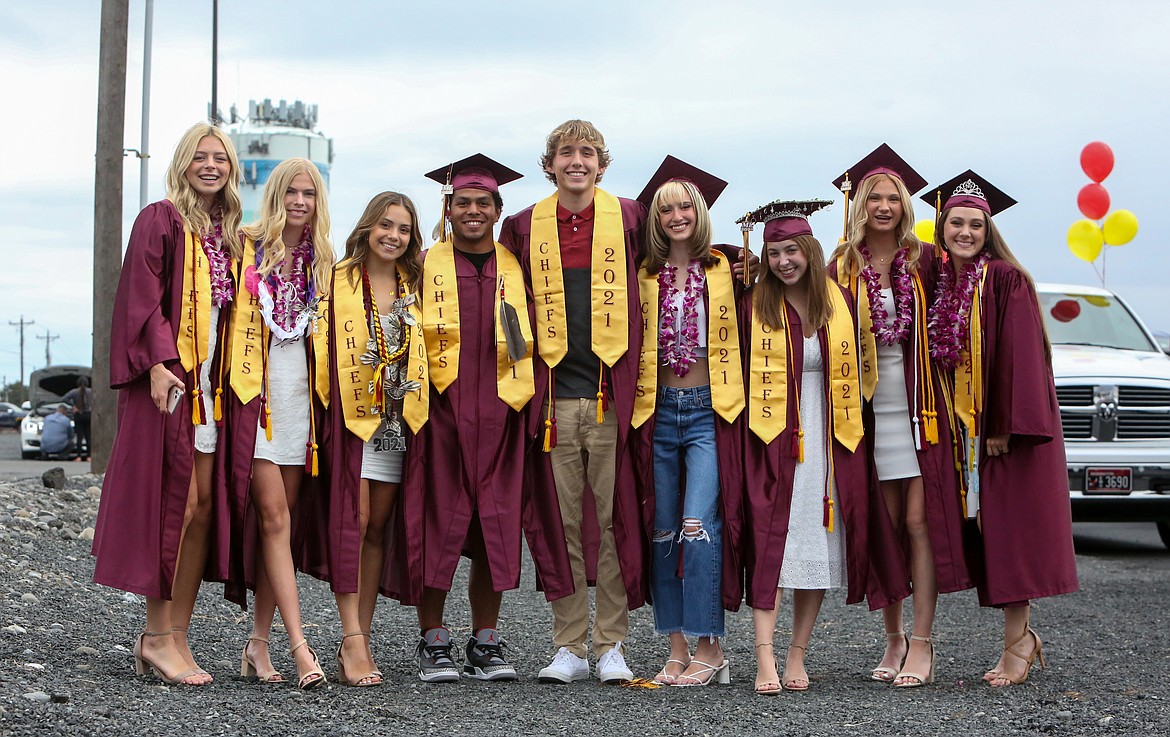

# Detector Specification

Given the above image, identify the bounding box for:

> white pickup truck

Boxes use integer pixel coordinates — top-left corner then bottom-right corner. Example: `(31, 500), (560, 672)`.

(1037, 283), (1170, 548)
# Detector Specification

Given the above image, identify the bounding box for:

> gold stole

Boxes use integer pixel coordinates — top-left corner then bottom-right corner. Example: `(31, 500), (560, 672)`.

(176, 229), (211, 424)
(954, 270), (985, 518)
(419, 241), (534, 411)
(631, 252), (745, 427)
(331, 265), (423, 441)
(834, 254), (877, 401)
(528, 188), (628, 367)
(748, 281), (863, 451)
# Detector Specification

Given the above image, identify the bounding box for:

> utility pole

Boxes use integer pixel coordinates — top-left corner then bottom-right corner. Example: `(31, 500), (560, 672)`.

(8, 315), (34, 389)
(37, 330), (60, 367)
(93, 0), (128, 473)
(210, 0), (219, 123)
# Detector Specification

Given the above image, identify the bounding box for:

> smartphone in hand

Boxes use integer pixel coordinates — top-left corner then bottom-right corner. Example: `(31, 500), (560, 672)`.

(167, 386), (184, 414)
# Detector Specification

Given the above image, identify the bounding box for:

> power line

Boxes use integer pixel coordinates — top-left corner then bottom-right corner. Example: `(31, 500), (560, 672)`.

(37, 329), (61, 367)
(7, 315), (34, 387)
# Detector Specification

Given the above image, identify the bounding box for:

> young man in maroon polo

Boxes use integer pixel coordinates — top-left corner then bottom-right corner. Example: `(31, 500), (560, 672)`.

(499, 120), (647, 683)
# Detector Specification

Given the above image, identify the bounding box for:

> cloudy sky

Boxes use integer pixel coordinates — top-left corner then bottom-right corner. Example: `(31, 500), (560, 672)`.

(2, 0), (1168, 387)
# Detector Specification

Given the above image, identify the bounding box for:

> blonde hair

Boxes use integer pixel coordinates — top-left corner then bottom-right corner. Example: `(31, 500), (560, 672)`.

(754, 235), (833, 332)
(242, 158), (333, 293)
(641, 180), (717, 273)
(164, 123), (243, 259)
(540, 119), (612, 184)
(829, 173), (921, 277)
(337, 191), (424, 293)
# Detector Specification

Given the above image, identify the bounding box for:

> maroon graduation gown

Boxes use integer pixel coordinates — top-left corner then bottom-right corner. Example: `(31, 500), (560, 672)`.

(830, 246), (972, 594)
(393, 248), (533, 601)
(499, 196), (649, 607)
(631, 252), (749, 612)
(963, 259), (1078, 606)
(739, 292), (911, 612)
(92, 200), (233, 599)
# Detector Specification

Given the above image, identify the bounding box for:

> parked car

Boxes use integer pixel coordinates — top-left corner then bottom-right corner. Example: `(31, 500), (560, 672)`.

(19, 365), (91, 459)
(0, 401), (27, 429)
(1038, 283), (1170, 548)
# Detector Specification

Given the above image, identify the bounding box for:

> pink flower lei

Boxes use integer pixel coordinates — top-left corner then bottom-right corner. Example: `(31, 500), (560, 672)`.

(259, 225), (316, 333)
(857, 242), (913, 346)
(928, 250), (991, 368)
(201, 207), (234, 308)
(658, 259), (705, 377)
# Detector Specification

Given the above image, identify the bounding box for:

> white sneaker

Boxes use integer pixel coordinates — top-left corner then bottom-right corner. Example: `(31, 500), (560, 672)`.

(538, 647), (590, 683)
(596, 643), (634, 684)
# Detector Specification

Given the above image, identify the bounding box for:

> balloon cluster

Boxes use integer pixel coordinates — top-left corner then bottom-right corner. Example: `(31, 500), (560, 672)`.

(1067, 142), (1139, 263)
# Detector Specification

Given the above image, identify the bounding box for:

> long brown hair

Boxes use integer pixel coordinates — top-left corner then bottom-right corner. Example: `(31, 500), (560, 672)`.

(938, 206), (1051, 361)
(337, 191), (424, 293)
(641, 180), (717, 273)
(164, 123), (243, 259)
(754, 235), (833, 331)
(828, 173), (921, 278)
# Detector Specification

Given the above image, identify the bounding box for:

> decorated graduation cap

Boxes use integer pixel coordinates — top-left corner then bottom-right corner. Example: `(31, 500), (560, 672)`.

(425, 153), (523, 242)
(737, 198), (834, 243)
(831, 143), (926, 241)
(922, 169), (1017, 217)
(636, 154), (729, 210)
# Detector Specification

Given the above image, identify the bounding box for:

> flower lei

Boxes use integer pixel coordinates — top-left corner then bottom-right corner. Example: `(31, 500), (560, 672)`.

(858, 243), (912, 346)
(258, 225), (314, 334)
(201, 207), (234, 308)
(928, 251), (991, 368)
(658, 259), (705, 377)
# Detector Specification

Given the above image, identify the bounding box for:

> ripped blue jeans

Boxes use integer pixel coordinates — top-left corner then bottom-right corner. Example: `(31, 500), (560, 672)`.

(650, 385), (724, 638)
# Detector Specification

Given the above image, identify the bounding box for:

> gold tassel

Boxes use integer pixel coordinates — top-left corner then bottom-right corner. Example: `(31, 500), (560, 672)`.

(264, 405), (273, 442)
(827, 498), (835, 533)
(310, 442), (319, 477)
(543, 419), (553, 453)
(191, 388), (202, 425)
(213, 387), (223, 422)
(596, 393), (604, 425)
(797, 430), (805, 463)
(924, 409), (939, 444)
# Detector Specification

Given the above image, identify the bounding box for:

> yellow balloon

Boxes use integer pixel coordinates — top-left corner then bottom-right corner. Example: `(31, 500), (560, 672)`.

(1103, 209), (1139, 246)
(1067, 219), (1103, 262)
(1084, 295), (1112, 308)
(914, 218), (935, 245)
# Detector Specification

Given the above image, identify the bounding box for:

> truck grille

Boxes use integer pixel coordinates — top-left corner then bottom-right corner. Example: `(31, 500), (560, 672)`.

(1058, 383), (1170, 440)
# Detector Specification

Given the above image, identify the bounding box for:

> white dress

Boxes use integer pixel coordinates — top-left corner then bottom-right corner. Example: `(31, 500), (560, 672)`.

(871, 288), (921, 480)
(778, 334), (846, 590)
(253, 336), (311, 466)
(193, 305), (220, 454)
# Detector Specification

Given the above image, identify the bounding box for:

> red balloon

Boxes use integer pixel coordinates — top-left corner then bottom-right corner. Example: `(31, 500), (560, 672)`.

(1077, 183), (1111, 220)
(1050, 299), (1082, 323)
(1080, 141), (1114, 182)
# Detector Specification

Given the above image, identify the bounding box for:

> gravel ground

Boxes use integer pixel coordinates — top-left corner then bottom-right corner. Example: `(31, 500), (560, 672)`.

(1, 471), (1168, 736)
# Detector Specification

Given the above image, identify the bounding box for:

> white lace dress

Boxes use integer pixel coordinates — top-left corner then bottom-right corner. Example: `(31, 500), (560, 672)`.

(871, 288), (921, 480)
(778, 334), (846, 590)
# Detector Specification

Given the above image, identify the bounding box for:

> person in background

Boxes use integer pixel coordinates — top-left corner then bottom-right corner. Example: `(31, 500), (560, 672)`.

(40, 404), (74, 458)
(62, 376), (93, 460)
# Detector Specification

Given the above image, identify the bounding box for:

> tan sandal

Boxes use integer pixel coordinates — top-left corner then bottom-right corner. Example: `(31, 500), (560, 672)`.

(337, 632), (382, 687)
(133, 631), (206, 686)
(290, 638), (326, 690)
(989, 627), (1045, 687)
(753, 642), (781, 695)
(782, 643), (810, 691)
(893, 635), (935, 688)
(871, 631), (907, 682)
(240, 635), (286, 684)
(171, 627), (212, 683)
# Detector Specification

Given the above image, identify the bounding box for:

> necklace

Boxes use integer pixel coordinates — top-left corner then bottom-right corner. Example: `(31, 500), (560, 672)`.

(857, 242), (912, 346)
(658, 259), (705, 377)
(360, 269), (420, 448)
(928, 251), (990, 368)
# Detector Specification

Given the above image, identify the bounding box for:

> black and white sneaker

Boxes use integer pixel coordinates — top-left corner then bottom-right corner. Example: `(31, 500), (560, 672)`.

(463, 628), (518, 681)
(417, 627), (461, 683)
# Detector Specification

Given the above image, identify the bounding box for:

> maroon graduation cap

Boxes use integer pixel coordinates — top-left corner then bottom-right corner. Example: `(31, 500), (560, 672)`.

(636, 155), (729, 210)
(921, 169), (1017, 216)
(831, 143), (927, 196)
(736, 199), (833, 242)
(425, 153), (523, 194)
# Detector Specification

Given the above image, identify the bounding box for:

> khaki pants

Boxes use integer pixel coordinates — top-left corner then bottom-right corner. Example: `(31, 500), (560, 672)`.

(547, 397), (629, 658)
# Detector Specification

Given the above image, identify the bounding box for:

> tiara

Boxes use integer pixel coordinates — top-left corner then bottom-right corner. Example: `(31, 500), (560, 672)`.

(951, 179), (987, 201)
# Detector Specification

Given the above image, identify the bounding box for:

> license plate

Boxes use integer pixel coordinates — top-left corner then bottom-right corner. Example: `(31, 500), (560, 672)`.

(1085, 467), (1133, 494)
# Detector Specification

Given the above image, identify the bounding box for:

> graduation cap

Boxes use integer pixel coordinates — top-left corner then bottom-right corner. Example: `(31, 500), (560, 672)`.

(921, 169), (1017, 217)
(737, 199), (833, 243)
(831, 143), (927, 197)
(636, 155), (728, 210)
(425, 153), (522, 194)
(425, 153), (523, 242)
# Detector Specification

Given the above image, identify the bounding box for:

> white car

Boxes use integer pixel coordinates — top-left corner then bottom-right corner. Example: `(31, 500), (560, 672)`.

(1038, 283), (1170, 548)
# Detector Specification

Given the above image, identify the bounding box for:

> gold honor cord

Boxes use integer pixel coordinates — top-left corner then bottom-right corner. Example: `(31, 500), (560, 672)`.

(912, 275), (939, 446)
(631, 255), (743, 428)
(419, 242), (533, 411)
(176, 230), (211, 424)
